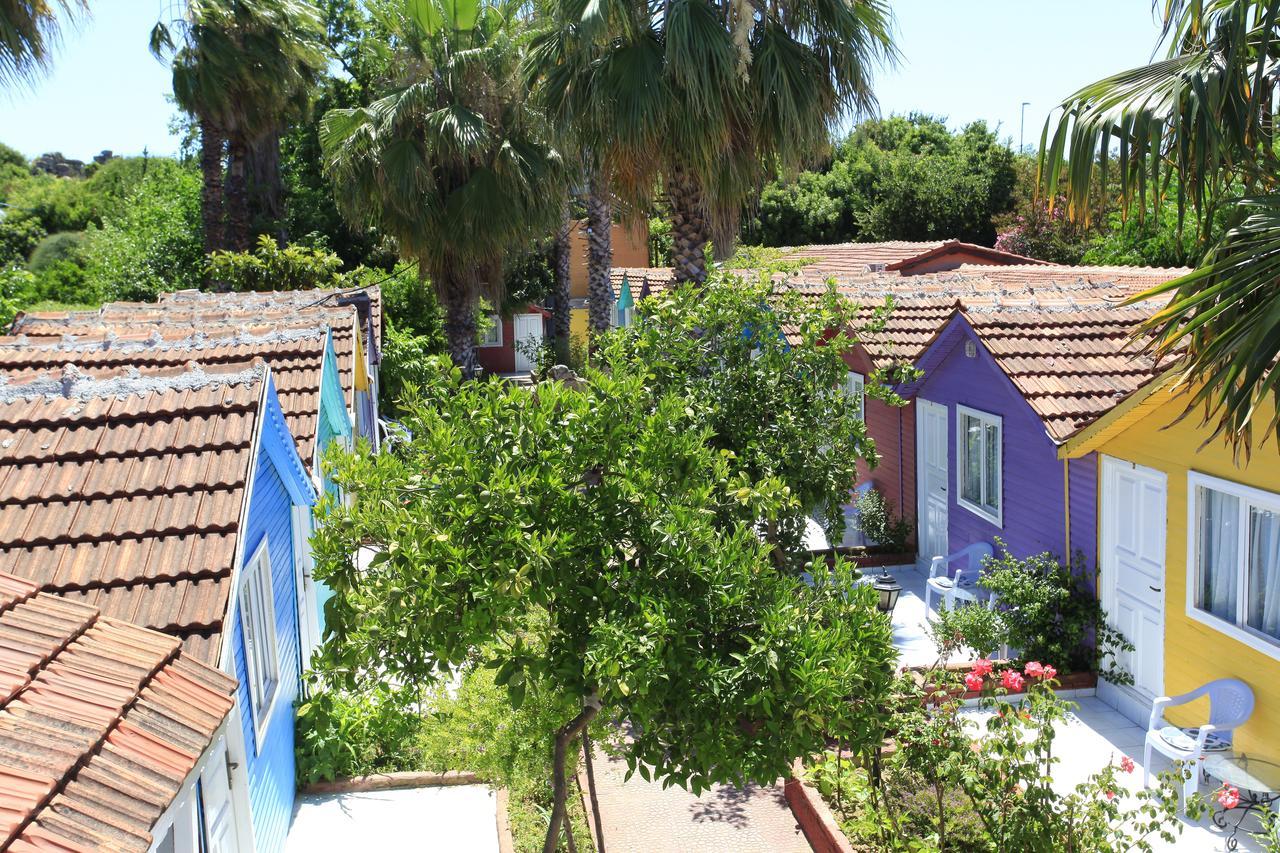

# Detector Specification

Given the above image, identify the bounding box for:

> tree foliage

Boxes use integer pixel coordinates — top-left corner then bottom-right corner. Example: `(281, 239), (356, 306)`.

(748, 115), (1017, 248)
(1039, 0), (1280, 449)
(312, 277), (897, 851)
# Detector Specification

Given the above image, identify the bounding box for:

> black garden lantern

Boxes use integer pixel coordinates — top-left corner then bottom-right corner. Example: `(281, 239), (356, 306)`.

(873, 568), (902, 616)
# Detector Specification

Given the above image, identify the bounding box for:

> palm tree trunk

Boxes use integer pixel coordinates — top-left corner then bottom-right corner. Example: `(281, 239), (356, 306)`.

(552, 210), (572, 364)
(441, 272), (480, 379)
(585, 174), (613, 334)
(667, 165), (710, 286)
(247, 130), (286, 244)
(199, 119), (226, 258)
(225, 134), (251, 254)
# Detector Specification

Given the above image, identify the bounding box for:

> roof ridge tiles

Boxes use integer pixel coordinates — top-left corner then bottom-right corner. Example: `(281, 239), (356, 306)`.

(0, 326), (328, 356)
(0, 363), (267, 404)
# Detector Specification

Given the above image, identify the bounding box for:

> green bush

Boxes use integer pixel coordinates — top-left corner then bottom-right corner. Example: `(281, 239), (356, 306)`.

(31, 258), (96, 306)
(372, 264), (443, 339)
(79, 165), (203, 301)
(378, 320), (446, 416)
(296, 664), (596, 852)
(295, 683), (428, 785)
(27, 231), (86, 272)
(0, 267), (36, 328)
(979, 542), (1134, 681)
(0, 216), (45, 265)
(927, 600), (1005, 661)
(855, 486), (913, 552)
(0, 142), (25, 170)
(207, 235), (344, 292)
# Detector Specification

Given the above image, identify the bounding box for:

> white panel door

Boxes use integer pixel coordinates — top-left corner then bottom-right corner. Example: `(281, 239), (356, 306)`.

(200, 736), (238, 853)
(917, 399), (949, 563)
(292, 505), (321, 671)
(513, 313), (543, 372)
(1101, 456), (1167, 701)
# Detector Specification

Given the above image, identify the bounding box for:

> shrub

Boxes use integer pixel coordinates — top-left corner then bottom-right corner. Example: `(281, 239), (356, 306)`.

(0, 216), (45, 265)
(295, 683), (427, 785)
(979, 542), (1134, 682)
(207, 235), (344, 292)
(855, 486), (913, 552)
(79, 165), (203, 301)
(27, 231), (86, 272)
(928, 602), (1005, 661)
(0, 267), (36, 328)
(378, 320), (446, 416)
(31, 258), (97, 306)
(809, 666), (1199, 852)
(374, 264), (443, 339)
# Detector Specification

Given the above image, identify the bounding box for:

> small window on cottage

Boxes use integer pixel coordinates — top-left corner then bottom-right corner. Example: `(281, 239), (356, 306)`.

(957, 405), (1001, 525)
(241, 540), (280, 743)
(478, 315), (502, 347)
(1191, 473), (1280, 648)
(845, 371), (865, 420)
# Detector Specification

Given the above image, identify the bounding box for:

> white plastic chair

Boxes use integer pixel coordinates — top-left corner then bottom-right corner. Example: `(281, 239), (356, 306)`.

(923, 542), (994, 614)
(1143, 678), (1255, 811)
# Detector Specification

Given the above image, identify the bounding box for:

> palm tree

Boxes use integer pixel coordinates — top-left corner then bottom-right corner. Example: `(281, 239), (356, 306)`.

(1, 0), (85, 88)
(152, 0), (325, 255)
(551, 207), (573, 361)
(321, 0), (565, 376)
(531, 0), (895, 287)
(1039, 0), (1280, 450)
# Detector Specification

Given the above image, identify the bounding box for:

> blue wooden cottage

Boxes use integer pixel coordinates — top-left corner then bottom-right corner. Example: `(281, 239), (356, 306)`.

(0, 360), (318, 853)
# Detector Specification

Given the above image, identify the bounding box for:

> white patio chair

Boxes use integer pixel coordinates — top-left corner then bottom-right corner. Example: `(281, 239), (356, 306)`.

(923, 541), (994, 614)
(1143, 678), (1255, 811)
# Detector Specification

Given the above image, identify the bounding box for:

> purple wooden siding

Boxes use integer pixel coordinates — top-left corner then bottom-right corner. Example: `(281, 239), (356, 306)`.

(910, 318), (1098, 569)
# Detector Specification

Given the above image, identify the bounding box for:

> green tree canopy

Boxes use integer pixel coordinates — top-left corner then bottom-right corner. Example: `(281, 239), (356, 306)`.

(747, 114), (1018, 248)
(312, 275), (896, 852)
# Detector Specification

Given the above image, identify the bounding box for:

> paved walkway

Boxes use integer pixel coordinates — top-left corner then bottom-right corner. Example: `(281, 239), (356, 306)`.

(286, 784), (500, 852)
(587, 743), (810, 852)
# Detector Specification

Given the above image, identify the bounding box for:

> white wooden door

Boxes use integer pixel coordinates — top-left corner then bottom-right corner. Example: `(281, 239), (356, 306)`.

(200, 736), (238, 853)
(513, 313), (543, 372)
(1101, 456), (1166, 701)
(291, 504), (321, 671)
(916, 399), (949, 563)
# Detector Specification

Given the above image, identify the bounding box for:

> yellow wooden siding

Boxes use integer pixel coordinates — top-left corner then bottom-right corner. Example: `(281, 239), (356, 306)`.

(1090, 387), (1280, 761)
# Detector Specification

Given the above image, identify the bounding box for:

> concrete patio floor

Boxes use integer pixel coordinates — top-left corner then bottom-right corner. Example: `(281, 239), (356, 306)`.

(883, 563), (1273, 851)
(285, 784), (500, 852)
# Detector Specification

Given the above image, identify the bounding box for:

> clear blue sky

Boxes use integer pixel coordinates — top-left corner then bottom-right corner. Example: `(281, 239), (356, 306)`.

(0, 0), (1167, 161)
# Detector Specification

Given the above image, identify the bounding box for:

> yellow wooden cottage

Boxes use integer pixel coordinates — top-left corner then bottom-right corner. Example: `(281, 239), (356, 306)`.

(1060, 374), (1280, 763)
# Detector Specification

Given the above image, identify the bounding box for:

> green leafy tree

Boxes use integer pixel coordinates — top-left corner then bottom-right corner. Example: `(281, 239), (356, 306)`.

(599, 275), (904, 557)
(0, 0), (85, 88)
(1039, 0), (1280, 450)
(320, 0), (565, 375)
(748, 115), (1018, 248)
(78, 164), (205, 301)
(313, 353), (894, 852)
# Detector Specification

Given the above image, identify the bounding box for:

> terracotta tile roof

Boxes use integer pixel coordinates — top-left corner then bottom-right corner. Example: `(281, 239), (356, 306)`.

(0, 570), (235, 852)
(0, 326), (331, 467)
(11, 308), (358, 412)
(0, 362), (268, 662)
(157, 286), (384, 349)
(957, 300), (1166, 442)
(951, 263), (1191, 294)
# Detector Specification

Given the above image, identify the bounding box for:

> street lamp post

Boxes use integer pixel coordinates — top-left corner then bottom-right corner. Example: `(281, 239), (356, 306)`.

(1019, 101), (1030, 154)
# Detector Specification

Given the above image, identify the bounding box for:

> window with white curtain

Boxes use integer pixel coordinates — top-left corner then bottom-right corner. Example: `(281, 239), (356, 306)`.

(844, 371), (865, 420)
(956, 405), (1001, 525)
(1190, 472), (1280, 649)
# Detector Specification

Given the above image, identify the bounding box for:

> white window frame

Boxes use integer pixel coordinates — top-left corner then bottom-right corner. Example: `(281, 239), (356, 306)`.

(241, 538), (281, 748)
(844, 371), (865, 421)
(478, 314), (502, 348)
(955, 404), (1002, 527)
(1186, 470), (1280, 660)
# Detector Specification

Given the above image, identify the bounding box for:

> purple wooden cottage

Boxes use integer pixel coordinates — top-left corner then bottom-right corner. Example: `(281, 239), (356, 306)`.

(903, 301), (1159, 571)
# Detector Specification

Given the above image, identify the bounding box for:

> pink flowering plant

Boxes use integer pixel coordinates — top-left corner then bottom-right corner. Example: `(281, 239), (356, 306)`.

(808, 661), (1202, 851)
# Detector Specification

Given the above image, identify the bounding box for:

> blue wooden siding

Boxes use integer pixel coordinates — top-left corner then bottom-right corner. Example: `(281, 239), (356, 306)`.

(231, 381), (315, 853)
(910, 319), (1099, 569)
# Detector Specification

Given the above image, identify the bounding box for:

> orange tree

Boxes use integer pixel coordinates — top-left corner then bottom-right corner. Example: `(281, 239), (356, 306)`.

(312, 279), (895, 852)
